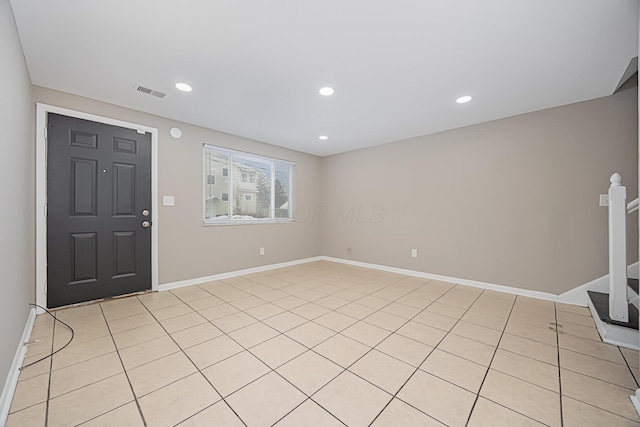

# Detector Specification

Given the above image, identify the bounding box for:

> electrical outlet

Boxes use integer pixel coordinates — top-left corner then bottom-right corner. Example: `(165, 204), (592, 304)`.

(347, 247), (352, 255)
(411, 249), (418, 258)
(260, 247), (265, 256)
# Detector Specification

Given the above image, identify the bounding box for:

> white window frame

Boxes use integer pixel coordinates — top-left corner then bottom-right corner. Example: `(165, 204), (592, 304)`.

(203, 144), (295, 225)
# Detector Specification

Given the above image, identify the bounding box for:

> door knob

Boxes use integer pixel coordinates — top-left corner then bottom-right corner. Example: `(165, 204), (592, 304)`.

(142, 221), (151, 228)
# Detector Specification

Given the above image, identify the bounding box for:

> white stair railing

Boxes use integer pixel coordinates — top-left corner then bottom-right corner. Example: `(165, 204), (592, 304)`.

(609, 173), (628, 322)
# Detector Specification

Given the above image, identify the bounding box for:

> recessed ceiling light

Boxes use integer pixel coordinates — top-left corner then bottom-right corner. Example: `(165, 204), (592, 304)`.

(456, 95), (472, 104)
(175, 82), (192, 92)
(319, 135), (329, 140)
(319, 87), (334, 96)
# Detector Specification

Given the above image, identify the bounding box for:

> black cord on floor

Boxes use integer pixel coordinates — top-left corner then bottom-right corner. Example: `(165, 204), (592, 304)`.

(20, 303), (74, 370)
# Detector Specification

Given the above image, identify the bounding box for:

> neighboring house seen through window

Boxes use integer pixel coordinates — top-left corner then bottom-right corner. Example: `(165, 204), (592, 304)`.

(204, 145), (294, 223)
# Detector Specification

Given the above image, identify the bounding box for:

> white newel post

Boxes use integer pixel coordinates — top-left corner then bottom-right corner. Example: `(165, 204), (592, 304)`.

(609, 173), (628, 322)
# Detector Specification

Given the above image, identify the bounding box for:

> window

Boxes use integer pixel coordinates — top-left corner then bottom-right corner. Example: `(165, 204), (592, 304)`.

(204, 145), (294, 223)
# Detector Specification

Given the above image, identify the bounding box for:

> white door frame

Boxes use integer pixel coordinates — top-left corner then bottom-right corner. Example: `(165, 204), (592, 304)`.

(36, 103), (159, 310)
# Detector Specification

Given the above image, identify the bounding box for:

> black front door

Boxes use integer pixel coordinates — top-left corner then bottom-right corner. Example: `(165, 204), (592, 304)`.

(47, 113), (152, 308)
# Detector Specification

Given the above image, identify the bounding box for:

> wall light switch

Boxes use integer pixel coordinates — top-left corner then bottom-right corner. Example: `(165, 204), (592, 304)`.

(260, 247), (265, 256)
(411, 249), (418, 258)
(599, 194), (609, 207)
(163, 195), (175, 206)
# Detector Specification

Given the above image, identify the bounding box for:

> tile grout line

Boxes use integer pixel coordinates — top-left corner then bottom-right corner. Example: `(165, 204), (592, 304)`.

(561, 392), (640, 423)
(113, 269), (429, 352)
(49, 266), (597, 426)
(171, 271), (426, 425)
(58, 279), (544, 424)
(282, 292), (439, 424)
(268, 397), (349, 427)
(172, 294), (334, 427)
(193, 270), (417, 356)
(554, 351), (639, 389)
(463, 299), (566, 427)
(368, 286), (514, 426)
(370, 287), (493, 426)
(136, 295), (249, 427)
(462, 292), (517, 427)
(555, 308), (640, 423)
(97, 303), (148, 427)
(33, 264), (640, 426)
(172, 274), (516, 426)
(268, 278), (446, 426)
(554, 308), (640, 424)
(557, 338), (637, 366)
(167, 281), (391, 425)
(16, 321), (122, 422)
(364, 288), (485, 426)
(192, 277), (549, 427)
(160, 288), (320, 406)
(618, 347), (640, 389)
(150, 279), (636, 427)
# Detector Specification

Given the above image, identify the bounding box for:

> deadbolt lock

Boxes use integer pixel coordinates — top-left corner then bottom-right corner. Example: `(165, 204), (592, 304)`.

(142, 209), (150, 217)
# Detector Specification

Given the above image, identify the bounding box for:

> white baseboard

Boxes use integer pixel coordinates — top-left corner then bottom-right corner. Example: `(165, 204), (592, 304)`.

(557, 262), (639, 306)
(158, 256), (324, 292)
(0, 308), (36, 426)
(324, 257), (640, 308)
(320, 256), (560, 302)
(159, 255), (560, 303)
(158, 255), (639, 309)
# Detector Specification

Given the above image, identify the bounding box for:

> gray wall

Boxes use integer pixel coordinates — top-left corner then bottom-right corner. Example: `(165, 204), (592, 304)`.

(0, 0), (35, 392)
(34, 83), (639, 295)
(321, 84), (639, 295)
(33, 86), (323, 285)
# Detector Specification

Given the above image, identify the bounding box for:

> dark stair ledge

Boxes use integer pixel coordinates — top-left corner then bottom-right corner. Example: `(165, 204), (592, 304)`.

(587, 290), (639, 330)
(629, 278), (639, 295)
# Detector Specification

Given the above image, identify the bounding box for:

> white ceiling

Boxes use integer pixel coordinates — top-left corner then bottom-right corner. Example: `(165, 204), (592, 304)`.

(10, 0), (639, 157)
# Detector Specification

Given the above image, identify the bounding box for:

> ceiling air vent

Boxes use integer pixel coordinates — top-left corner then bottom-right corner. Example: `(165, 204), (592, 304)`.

(136, 85), (166, 98)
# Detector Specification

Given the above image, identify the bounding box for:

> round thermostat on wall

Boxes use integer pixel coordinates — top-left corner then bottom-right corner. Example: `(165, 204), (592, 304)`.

(169, 127), (183, 139)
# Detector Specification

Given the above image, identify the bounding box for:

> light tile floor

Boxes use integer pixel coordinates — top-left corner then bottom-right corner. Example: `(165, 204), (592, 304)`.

(7, 261), (640, 426)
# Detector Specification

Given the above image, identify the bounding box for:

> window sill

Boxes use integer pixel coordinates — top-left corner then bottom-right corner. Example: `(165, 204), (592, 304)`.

(203, 219), (295, 226)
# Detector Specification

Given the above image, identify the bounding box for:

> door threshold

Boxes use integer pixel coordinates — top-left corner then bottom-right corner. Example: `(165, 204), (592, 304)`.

(49, 290), (154, 312)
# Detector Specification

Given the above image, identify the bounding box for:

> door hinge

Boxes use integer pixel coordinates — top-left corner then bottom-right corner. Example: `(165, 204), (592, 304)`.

(44, 126), (47, 140)
(44, 203), (47, 217)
